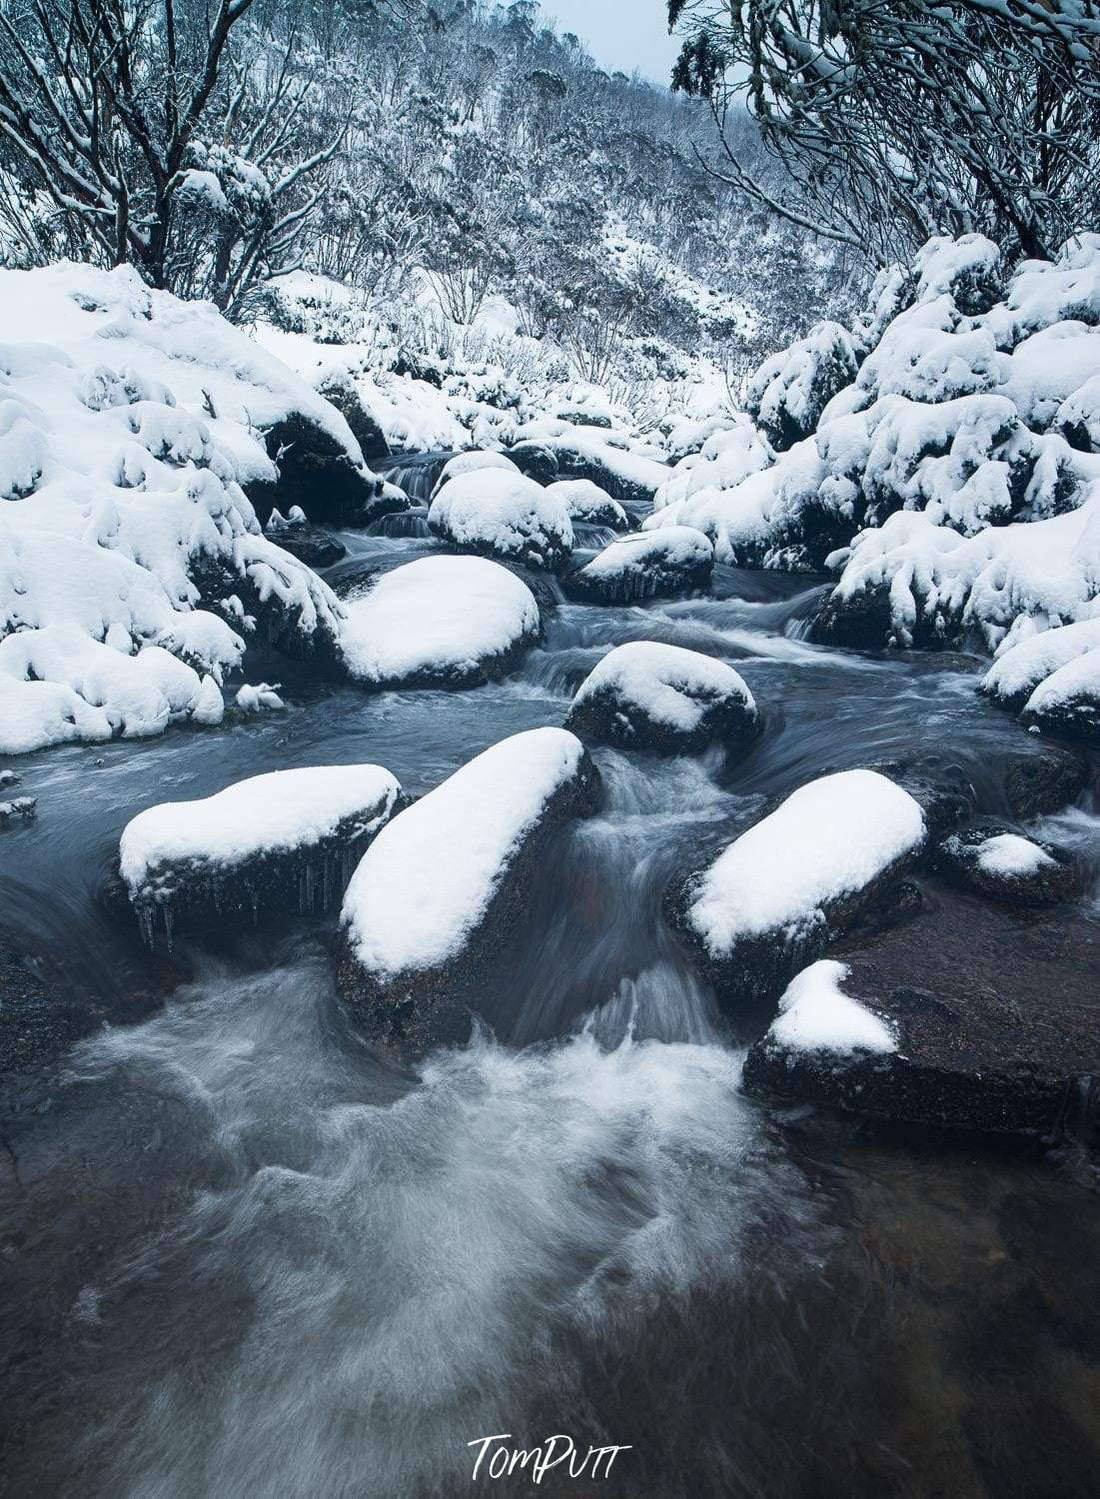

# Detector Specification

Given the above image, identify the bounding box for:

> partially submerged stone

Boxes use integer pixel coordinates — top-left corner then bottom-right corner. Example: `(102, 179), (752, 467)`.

(119, 765), (402, 942)
(340, 555), (540, 689)
(565, 641), (758, 755)
(564, 527), (714, 605)
(744, 890), (1100, 1137)
(667, 769), (927, 1005)
(546, 479), (630, 530)
(937, 825), (1083, 906)
(337, 727), (600, 1056)
(428, 467), (573, 570)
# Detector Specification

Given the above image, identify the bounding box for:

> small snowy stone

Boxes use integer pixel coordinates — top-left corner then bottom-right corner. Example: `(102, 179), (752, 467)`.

(975, 833), (1056, 878)
(566, 527), (714, 604)
(191, 675), (225, 725)
(769, 960), (897, 1055)
(545, 478), (629, 529)
(235, 683), (285, 713)
(0, 795), (37, 825)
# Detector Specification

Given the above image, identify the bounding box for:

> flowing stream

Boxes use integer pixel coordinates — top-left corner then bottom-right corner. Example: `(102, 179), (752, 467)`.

(3, 454), (1100, 1498)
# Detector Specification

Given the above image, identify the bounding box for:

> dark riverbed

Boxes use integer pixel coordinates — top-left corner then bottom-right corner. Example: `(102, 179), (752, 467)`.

(2, 456), (1099, 1497)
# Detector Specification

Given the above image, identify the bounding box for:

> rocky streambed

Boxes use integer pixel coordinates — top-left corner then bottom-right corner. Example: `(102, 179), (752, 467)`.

(2, 451), (1099, 1497)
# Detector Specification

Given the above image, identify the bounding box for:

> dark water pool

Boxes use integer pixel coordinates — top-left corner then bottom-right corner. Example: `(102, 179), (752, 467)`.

(2, 456), (1099, 1497)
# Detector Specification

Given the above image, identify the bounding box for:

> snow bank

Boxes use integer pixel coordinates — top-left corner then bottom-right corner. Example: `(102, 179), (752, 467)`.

(566, 527), (713, 604)
(566, 641), (757, 754)
(0, 262), (366, 754)
(341, 555), (539, 689)
(768, 960), (897, 1055)
(428, 467), (573, 569)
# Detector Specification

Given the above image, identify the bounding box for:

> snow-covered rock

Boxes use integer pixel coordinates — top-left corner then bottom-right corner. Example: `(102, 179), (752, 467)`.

(337, 727), (600, 1054)
(746, 321), (860, 451)
(427, 468), (573, 570)
(668, 769), (926, 1003)
(565, 642), (757, 755)
(0, 795), (36, 827)
(545, 478), (629, 530)
(981, 618), (1100, 708)
(1021, 648), (1100, 741)
(430, 450), (519, 498)
(234, 682), (284, 714)
(0, 262), (370, 754)
(118, 764), (402, 941)
(937, 825), (1082, 906)
(341, 555), (540, 689)
(509, 426), (670, 504)
(564, 527), (714, 604)
(264, 509), (346, 568)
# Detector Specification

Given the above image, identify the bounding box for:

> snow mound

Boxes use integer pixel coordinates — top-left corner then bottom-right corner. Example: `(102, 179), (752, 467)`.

(428, 467), (573, 569)
(566, 641), (757, 754)
(545, 479), (629, 529)
(769, 960), (897, 1055)
(975, 833), (1055, 879)
(431, 450), (519, 498)
(981, 619), (1100, 707)
(340, 726), (597, 985)
(341, 555), (540, 689)
(566, 527), (713, 604)
(0, 262), (369, 754)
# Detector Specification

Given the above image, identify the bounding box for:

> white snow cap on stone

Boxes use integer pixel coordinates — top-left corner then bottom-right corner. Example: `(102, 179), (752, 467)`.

(770, 960), (897, 1055)
(545, 478), (628, 526)
(341, 555), (539, 687)
(428, 466), (573, 562)
(686, 769), (926, 956)
(341, 727), (586, 978)
(119, 764), (402, 891)
(982, 618), (1100, 703)
(573, 641), (754, 734)
(575, 526), (713, 579)
(974, 833), (1056, 878)
(431, 449), (519, 497)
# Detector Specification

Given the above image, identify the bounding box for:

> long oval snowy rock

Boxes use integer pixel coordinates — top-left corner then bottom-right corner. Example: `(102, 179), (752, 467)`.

(564, 527), (714, 605)
(340, 555), (540, 689)
(565, 641), (758, 755)
(337, 727), (601, 1054)
(1020, 647), (1100, 742)
(119, 764), (402, 941)
(545, 478), (629, 530)
(981, 619), (1100, 710)
(427, 467), (574, 570)
(667, 768), (926, 1003)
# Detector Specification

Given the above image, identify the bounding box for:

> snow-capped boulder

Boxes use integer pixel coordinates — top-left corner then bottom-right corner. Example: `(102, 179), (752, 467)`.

(565, 642), (757, 755)
(668, 769), (926, 1004)
(743, 892), (1100, 1136)
(508, 427), (670, 504)
(427, 468), (573, 570)
(430, 450), (519, 498)
(981, 619), (1100, 709)
(0, 262), (360, 753)
(545, 479), (629, 530)
(937, 825), (1082, 906)
(337, 727), (601, 1055)
(340, 555), (540, 690)
(0, 795), (36, 827)
(1021, 649), (1100, 741)
(118, 764), (402, 942)
(564, 528), (714, 605)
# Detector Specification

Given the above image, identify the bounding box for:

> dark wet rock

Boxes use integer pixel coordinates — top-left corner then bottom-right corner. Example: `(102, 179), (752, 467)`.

(666, 768), (928, 1008)
(317, 375), (391, 463)
(936, 823), (1084, 907)
(811, 581), (963, 652)
(266, 519), (346, 568)
(563, 528), (714, 605)
(117, 766), (403, 943)
(866, 756), (976, 841)
(743, 882), (1100, 1138)
(0, 796), (36, 826)
(565, 641), (758, 756)
(244, 409), (384, 526)
(336, 729), (601, 1058)
(1003, 745), (1090, 819)
(190, 552), (346, 675)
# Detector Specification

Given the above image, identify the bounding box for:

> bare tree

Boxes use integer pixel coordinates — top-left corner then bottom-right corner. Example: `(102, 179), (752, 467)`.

(0, 0), (345, 313)
(670, 0), (1100, 262)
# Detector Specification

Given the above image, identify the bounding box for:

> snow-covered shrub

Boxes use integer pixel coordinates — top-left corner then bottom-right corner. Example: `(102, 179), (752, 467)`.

(0, 262), (373, 755)
(745, 321), (859, 451)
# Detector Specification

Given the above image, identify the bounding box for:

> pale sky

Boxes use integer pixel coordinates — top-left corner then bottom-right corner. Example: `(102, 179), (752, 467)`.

(536, 0), (680, 86)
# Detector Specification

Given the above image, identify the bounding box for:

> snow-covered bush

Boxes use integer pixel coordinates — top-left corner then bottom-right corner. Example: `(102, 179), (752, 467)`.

(0, 262), (375, 754)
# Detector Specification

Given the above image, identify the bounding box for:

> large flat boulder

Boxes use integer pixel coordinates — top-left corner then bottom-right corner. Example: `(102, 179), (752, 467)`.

(743, 885), (1100, 1137)
(340, 555), (540, 690)
(119, 765), (402, 942)
(565, 641), (758, 755)
(564, 527), (714, 605)
(667, 769), (927, 1005)
(427, 468), (573, 570)
(337, 728), (600, 1056)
